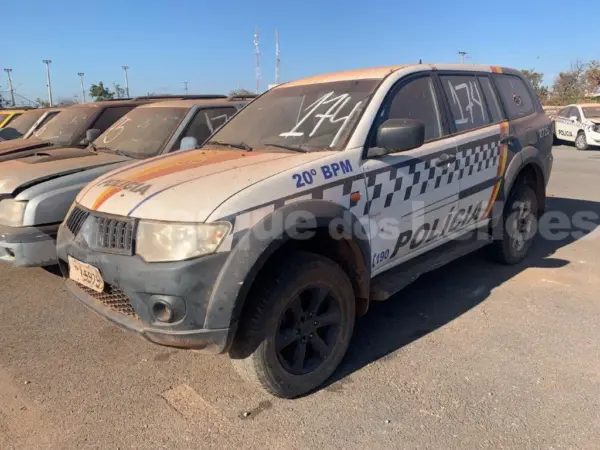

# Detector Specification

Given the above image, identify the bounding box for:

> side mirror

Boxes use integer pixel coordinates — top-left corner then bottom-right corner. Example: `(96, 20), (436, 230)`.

(569, 116), (578, 122)
(180, 136), (199, 151)
(368, 119), (425, 157)
(83, 128), (101, 144)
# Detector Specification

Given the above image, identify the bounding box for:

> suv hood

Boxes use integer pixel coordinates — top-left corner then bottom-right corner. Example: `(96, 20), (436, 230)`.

(0, 138), (56, 162)
(0, 148), (130, 195)
(77, 147), (334, 222)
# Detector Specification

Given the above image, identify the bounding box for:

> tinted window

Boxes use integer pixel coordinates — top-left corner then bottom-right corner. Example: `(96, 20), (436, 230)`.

(176, 107), (237, 149)
(96, 106), (188, 158)
(34, 107), (95, 145)
(209, 79), (379, 151)
(91, 106), (135, 133)
(571, 107), (581, 120)
(583, 106), (600, 118)
(441, 75), (490, 132)
(478, 76), (503, 123)
(557, 107), (571, 118)
(387, 76), (442, 141)
(494, 74), (535, 120)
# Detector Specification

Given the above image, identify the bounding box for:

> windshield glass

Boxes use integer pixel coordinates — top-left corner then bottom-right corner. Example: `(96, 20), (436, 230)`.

(0, 114), (9, 124)
(209, 79), (379, 151)
(94, 107), (188, 158)
(583, 106), (600, 118)
(3, 110), (45, 136)
(33, 107), (94, 145)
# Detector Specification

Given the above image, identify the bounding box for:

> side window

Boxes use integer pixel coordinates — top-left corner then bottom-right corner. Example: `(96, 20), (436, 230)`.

(441, 75), (490, 132)
(386, 76), (443, 142)
(175, 107), (237, 149)
(91, 106), (135, 133)
(557, 107), (571, 118)
(478, 76), (504, 123)
(493, 74), (535, 120)
(37, 111), (59, 129)
(572, 107), (581, 121)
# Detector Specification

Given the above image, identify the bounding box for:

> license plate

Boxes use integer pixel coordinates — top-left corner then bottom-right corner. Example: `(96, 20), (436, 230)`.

(68, 256), (104, 293)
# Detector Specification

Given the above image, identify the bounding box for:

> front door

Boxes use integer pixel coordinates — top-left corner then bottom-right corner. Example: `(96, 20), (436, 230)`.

(362, 75), (459, 275)
(554, 106), (577, 142)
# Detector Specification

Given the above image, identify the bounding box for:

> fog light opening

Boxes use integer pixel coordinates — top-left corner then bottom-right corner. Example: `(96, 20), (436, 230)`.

(152, 302), (174, 323)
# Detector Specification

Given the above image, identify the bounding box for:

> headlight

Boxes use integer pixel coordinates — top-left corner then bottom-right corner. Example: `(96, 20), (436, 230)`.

(592, 124), (600, 133)
(0, 199), (27, 227)
(136, 221), (231, 262)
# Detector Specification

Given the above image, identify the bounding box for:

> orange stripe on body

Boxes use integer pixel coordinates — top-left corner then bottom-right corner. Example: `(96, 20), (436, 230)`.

(92, 151), (255, 210)
(483, 122), (509, 218)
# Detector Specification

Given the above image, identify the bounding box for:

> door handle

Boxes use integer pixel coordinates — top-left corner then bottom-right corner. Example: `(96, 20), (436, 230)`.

(435, 153), (456, 166)
(500, 134), (517, 144)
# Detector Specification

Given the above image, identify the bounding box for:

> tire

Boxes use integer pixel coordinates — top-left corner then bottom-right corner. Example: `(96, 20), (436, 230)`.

(229, 251), (355, 398)
(575, 132), (589, 151)
(488, 184), (539, 265)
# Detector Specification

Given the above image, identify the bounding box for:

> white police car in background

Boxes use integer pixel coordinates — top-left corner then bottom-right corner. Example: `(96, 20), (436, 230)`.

(552, 103), (600, 150)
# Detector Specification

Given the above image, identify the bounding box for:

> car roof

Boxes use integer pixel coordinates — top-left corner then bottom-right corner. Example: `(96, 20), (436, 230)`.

(68, 99), (152, 108)
(278, 63), (517, 88)
(138, 98), (248, 109)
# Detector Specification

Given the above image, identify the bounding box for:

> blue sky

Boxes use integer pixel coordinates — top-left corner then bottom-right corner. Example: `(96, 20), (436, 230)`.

(3, 0), (599, 102)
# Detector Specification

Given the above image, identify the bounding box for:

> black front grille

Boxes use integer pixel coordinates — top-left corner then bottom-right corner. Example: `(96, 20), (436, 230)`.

(78, 282), (137, 317)
(66, 206), (89, 236)
(93, 216), (135, 254)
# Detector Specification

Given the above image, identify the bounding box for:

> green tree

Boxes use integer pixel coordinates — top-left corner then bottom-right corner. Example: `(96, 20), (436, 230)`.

(113, 83), (127, 99)
(585, 60), (600, 95)
(551, 61), (587, 105)
(89, 81), (115, 101)
(228, 88), (255, 97)
(35, 97), (50, 107)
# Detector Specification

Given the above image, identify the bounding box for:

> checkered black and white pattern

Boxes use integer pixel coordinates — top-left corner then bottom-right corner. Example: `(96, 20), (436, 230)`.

(216, 137), (502, 252)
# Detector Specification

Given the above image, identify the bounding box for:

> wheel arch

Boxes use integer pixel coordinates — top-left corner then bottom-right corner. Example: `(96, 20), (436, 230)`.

(504, 150), (546, 216)
(204, 200), (372, 335)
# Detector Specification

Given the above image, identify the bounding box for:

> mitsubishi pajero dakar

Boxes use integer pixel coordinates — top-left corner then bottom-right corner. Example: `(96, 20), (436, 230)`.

(59, 64), (553, 398)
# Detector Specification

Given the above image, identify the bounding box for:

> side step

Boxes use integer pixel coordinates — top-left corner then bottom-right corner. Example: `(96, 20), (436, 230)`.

(369, 230), (493, 301)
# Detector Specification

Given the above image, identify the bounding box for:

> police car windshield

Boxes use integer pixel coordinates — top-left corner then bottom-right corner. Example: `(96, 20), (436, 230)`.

(3, 109), (45, 136)
(583, 107), (600, 118)
(209, 79), (379, 152)
(34, 108), (94, 145)
(93, 107), (187, 159)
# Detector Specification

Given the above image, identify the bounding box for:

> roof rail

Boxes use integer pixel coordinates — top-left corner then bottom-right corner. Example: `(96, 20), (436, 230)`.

(227, 93), (259, 101)
(131, 94), (227, 100)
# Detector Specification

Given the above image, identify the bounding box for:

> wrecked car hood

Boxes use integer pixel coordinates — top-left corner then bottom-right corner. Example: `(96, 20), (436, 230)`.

(0, 148), (130, 195)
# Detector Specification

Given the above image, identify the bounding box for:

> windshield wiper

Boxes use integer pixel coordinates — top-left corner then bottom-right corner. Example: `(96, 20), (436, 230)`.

(95, 146), (138, 159)
(205, 140), (253, 151)
(264, 142), (310, 153)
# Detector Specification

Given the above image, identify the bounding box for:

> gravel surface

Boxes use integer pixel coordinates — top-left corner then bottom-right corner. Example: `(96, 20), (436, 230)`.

(1, 145), (599, 449)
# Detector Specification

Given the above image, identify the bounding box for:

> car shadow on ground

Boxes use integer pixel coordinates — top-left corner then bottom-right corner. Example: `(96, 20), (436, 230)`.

(323, 196), (600, 390)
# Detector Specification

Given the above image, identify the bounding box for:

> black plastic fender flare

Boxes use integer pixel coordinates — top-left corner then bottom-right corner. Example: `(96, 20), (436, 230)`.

(203, 199), (372, 331)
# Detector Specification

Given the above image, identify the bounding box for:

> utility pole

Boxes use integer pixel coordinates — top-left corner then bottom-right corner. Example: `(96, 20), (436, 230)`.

(121, 65), (130, 97)
(275, 29), (280, 85)
(458, 51), (467, 64)
(183, 81), (188, 94)
(42, 60), (53, 107)
(3, 68), (16, 106)
(77, 72), (86, 103)
(254, 28), (261, 94)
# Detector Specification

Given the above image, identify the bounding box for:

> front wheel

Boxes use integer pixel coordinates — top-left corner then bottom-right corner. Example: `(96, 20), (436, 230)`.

(229, 251), (355, 398)
(488, 184), (539, 265)
(575, 132), (589, 151)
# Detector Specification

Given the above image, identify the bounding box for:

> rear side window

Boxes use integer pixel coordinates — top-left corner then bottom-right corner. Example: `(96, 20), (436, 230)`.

(91, 106), (135, 133)
(571, 107), (581, 121)
(478, 76), (504, 123)
(557, 107), (571, 118)
(494, 74), (535, 120)
(175, 107), (237, 149)
(440, 75), (490, 132)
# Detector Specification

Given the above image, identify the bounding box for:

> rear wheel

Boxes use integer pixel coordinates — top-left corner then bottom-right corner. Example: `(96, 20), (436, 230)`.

(575, 132), (589, 151)
(488, 184), (538, 265)
(229, 251), (355, 398)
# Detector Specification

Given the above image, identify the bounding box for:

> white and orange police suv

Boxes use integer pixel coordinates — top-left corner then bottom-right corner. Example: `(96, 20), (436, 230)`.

(57, 64), (553, 398)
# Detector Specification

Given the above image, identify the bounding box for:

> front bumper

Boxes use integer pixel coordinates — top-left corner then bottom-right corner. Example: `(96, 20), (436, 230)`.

(56, 224), (235, 353)
(0, 223), (60, 267)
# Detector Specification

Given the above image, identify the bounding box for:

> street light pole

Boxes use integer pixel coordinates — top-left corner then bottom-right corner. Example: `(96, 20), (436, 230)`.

(77, 72), (86, 103)
(183, 81), (188, 94)
(42, 60), (53, 106)
(458, 51), (467, 64)
(121, 65), (130, 97)
(3, 68), (16, 106)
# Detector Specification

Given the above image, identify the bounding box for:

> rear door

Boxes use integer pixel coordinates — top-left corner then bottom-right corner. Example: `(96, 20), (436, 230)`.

(438, 72), (511, 227)
(362, 73), (460, 273)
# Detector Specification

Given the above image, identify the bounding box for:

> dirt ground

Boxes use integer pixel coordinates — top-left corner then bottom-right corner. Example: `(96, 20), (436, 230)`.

(1, 144), (599, 449)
